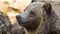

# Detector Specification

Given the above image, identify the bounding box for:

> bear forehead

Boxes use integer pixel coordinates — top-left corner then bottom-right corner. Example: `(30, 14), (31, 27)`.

(25, 2), (45, 11)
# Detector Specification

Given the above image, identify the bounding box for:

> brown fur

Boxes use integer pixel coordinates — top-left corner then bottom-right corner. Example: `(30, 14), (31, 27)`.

(0, 12), (12, 34)
(16, 2), (60, 34)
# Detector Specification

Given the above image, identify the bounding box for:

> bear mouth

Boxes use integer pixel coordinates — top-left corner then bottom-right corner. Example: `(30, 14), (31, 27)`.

(16, 18), (35, 27)
(16, 16), (37, 27)
(19, 21), (33, 26)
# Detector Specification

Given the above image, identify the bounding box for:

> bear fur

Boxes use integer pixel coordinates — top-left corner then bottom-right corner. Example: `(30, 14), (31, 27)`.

(16, 2), (60, 34)
(0, 12), (12, 34)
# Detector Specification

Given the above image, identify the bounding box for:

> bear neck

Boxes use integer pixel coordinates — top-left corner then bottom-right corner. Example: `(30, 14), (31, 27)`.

(24, 23), (39, 34)
(25, 28), (38, 34)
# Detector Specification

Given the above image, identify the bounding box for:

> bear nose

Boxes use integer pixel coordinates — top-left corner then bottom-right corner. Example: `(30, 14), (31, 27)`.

(16, 15), (21, 19)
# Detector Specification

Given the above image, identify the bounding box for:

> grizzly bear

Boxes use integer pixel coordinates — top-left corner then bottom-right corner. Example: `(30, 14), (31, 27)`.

(16, 2), (60, 34)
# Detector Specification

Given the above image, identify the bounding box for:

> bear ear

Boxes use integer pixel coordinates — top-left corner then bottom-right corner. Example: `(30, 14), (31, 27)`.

(43, 3), (52, 15)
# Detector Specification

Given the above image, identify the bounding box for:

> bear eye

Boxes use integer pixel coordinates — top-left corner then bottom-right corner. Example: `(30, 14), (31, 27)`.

(30, 11), (35, 15)
(29, 11), (36, 18)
